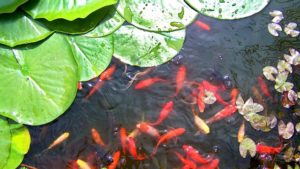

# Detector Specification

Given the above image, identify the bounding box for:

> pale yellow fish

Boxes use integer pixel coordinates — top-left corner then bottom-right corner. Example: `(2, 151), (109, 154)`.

(128, 128), (140, 138)
(237, 122), (245, 143)
(47, 132), (70, 149)
(76, 159), (91, 169)
(194, 115), (210, 135)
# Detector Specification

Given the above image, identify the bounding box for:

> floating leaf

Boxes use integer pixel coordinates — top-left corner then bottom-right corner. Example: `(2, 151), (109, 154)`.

(283, 147), (295, 163)
(278, 120), (294, 139)
(296, 123), (300, 133)
(284, 48), (300, 66)
(0, 10), (53, 47)
(275, 71), (294, 93)
(0, 34), (78, 125)
(23, 0), (118, 21)
(236, 94), (245, 113)
(274, 164), (281, 169)
(185, 0), (270, 20)
(66, 34), (113, 81)
(277, 60), (292, 73)
(203, 90), (216, 104)
(263, 66), (278, 81)
(268, 23), (282, 37)
(239, 137), (256, 158)
(113, 25), (185, 67)
(0, 117), (11, 169)
(237, 97), (264, 117)
(269, 10), (284, 23)
(0, 0), (28, 14)
(84, 7), (125, 37)
(247, 114), (277, 132)
(284, 22), (300, 37)
(117, 0), (197, 31)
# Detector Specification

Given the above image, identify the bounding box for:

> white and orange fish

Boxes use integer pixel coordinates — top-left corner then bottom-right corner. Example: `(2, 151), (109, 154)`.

(136, 122), (160, 138)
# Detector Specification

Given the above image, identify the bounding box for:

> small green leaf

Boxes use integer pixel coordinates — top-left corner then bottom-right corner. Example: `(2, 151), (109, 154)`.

(239, 137), (256, 158)
(0, 0), (28, 14)
(0, 33), (78, 125)
(113, 25), (185, 67)
(185, 0), (270, 19)
(117, 0), (197, 31)
(22, 0), (118, 21)
(0, 10), (53, 47)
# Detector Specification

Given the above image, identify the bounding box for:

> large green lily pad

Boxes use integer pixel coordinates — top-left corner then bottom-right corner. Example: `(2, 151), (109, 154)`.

(85, 7), (125, 37)
(113, 25), (185, 67)
(0, 0), (28, 14)
(2, 124), (30, 169)
(0, 33), (78, 125)
(39, 7), (109, 35)
(67, 34), (113, 81)
(0, 10), (53, 47)
(117, 0), (198, 31)
(22, 0), (118, 21)
(0, 117), (11, 169)
(185, 0), (270, 20)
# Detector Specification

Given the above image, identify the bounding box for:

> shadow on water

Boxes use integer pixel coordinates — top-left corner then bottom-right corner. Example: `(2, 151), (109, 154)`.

(23, 0), (300, 169)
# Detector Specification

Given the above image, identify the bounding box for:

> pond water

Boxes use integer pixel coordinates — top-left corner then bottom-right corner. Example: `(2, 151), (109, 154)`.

(23, 0), (300, 169)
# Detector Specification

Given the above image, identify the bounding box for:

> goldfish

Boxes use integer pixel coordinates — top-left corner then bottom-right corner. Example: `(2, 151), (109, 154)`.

(175, 65), (187, 95)
(128, 128), (140, 138)
(152, 128), (186, 155)
(174, 151), (197, 169)
(197, 85), (206, 113)
(206, 105), (237, 124)
(134, 77), (165, 90)
(127, 137), (146, 160)
(78, 82), (82, 90)
(183, 145), (210, 164)
(119, 127), (127, 154)
(197, 158), (219, 169)
(237, 122), (245, 143)
(257, 76), (273, 101)
(194, 20), (211, 31)
(149, 101), (174, 126)
(108, 151), (120, 169)
(256, 143), (283, 155)
(136, 122), (160, 138)
(47, 132), (70, 150)
(202, 80), (228, 105)
(194, 115), (210, 135)
(76, 159), (91, 169)
(281, 91), (296, 108)
(91, 128), (105, 146)
(85, 64), (116, 99)
(230, 88), (239, 105)
(251, 86), (268, 114)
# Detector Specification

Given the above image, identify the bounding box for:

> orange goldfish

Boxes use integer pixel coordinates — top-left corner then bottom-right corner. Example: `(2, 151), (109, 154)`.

(175, 65), (187, 95)
(85, 64), (116, 99)
(136, 122), (160, 138)
(194, 20), (211, 31)
(257, 76), (273, 101)
(256, 143), (283, 155)
(230, 88), (239, 105)
(149, 101), (174, 126)
(183, 145), (210, 164)
(206, 105), (237, 124)
(78, 82), (83, 90)
(237, 122), (245, 143)
(119, 127), (127, 154)
(108, 151), (120, 169)
(127, 137), (146, 160)
(197, 158), (219, 169)
(47, 132), (69, 150)
(152, 128), (185, 155)
(194, 115), (210, 135)
(202, 80), (228, 105)
(91, 128), (105, 146)
(134, 77), (165, 90)
(197, 85), (206, 113)
(174, 151), (197, 169)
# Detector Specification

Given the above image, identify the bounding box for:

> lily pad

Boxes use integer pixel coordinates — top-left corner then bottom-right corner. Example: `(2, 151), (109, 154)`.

(275, 71), (294, 93)
(185, 0), (270, 20)
(239, 137), (256, 158)
(278, 120), (294, 139)
(113, 25), (185, 67)
(0, 117), (11, 169)
(67, 34), (113, 81)
(22, 0), (118, 21)
(117, 0), (198, 31)
(0, 10), (53, 47)
(84, 7), (125, 37)
(39, 7), (109, 35)
(0, 0), (28, 14)
(247, 114), (277, 132)
(0, 33), (78, 125)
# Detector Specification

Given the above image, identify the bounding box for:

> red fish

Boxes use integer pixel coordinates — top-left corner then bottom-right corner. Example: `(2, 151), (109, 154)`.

(257, 76), (273, 101)
(136, 122), (160, 138)
(91, 128), (105, 146)
(197, 85), (206, 113)
(194, 20), (211, 31)
(149, 101), (174, 126)
(174, 151), (197, 169)
(206, 105), (237, 124)
(152, 128), (186, 155)
(119, 127), (127, 154)
(230, 88), (239, 105)
(134, 77), (165, 90)
(127, 137), (146, 160)
(202, 80), (228, 105)
(256, 143), (283, 155)
(175, 65), (187, 96)
(85, 64), (117, 99)
(108, 151), (120, 169)
(197, 158), (219, 169)
(183, 145), (210, 164)
(78, 82), (83, 90)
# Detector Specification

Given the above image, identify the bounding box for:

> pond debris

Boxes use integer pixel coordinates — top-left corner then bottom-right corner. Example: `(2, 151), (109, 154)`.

(284, 22), (300, 37)
(239, 137), (256, 158)
(283, 147), (295, 163)
(268, 23), (282, 36)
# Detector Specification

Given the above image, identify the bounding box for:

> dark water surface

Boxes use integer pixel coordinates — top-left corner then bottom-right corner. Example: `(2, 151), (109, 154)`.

(23, 0), (300, 169)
